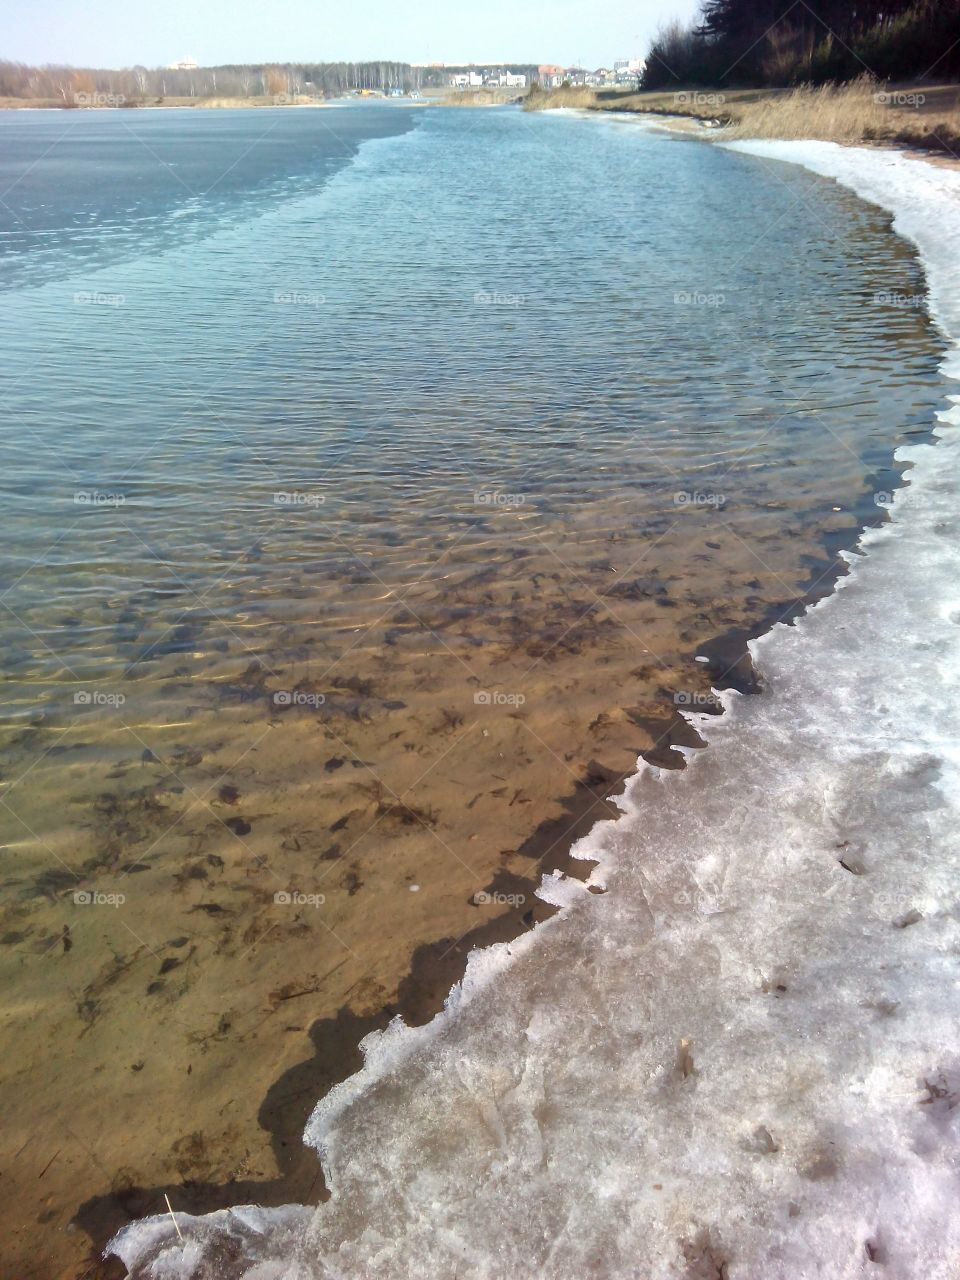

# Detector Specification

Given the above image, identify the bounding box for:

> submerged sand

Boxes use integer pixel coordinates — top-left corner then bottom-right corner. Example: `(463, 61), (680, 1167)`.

(0, 492), (907, 1276)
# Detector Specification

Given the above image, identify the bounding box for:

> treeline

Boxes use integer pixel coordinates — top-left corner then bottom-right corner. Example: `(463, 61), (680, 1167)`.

(0, 60), (425, 102)
(642, 0), (960, 88)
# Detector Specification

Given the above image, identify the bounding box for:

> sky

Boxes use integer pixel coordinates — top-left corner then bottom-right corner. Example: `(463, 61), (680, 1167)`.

(2, 0), (702, 70)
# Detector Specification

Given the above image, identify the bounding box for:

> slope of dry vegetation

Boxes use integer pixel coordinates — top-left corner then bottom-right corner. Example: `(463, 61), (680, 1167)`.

(524, 78), (960, 156)
(724, 77), (960, 151)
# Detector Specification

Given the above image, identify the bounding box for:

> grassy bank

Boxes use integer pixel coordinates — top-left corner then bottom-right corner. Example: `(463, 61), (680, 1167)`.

(523, 77), (960, 154)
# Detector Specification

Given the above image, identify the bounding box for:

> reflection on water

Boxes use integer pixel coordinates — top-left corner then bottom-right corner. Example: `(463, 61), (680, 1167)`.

(0, 106), (946, 1276)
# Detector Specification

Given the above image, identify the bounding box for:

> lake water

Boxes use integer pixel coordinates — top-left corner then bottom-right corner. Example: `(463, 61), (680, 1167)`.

(0, 104), (948, 1277)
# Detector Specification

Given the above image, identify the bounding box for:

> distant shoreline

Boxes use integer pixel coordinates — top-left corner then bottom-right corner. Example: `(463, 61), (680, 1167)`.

(0, 94), (434, 111)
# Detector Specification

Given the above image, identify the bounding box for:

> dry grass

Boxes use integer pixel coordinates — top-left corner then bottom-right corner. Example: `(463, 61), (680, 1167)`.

(726, 78), (960, 154)
(188, 95), (328, 108)
(523, 85), (600, 111)
(726, 77), (903, 140)
(723, 77), (891, 140)
(441, 87), (523, 108)
(0, 95), (64, 109)
(525, 77), (960, 157)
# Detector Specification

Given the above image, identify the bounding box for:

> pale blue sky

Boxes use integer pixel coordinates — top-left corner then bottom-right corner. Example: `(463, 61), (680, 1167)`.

(2, 0), (701, 69)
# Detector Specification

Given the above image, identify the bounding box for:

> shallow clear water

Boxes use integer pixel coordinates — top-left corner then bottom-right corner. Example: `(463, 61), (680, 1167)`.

(0, 106), (943, 703)
(0, 105), (949, 1276)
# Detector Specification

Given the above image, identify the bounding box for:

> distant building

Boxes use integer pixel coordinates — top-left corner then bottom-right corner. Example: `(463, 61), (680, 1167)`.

(168, 57), (199, 71)
(485, 69), (527, 88)
(537, 64), (565, 88)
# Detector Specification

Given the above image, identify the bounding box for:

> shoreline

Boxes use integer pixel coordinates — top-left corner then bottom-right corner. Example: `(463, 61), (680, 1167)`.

(0, 96), (417, 110)
(107, 134), (960, 1277)
(0, 107), (949, 1278)
(524, 79), (960, 159)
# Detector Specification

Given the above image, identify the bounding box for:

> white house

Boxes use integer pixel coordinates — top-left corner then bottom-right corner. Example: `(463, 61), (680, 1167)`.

(485, 70), (527, 88)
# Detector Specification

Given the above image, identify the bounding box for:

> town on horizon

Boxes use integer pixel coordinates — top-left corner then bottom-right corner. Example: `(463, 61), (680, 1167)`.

(97, 56), (648, 89)
(436, 59), (645, 90)
(0, 55), (647, 104)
